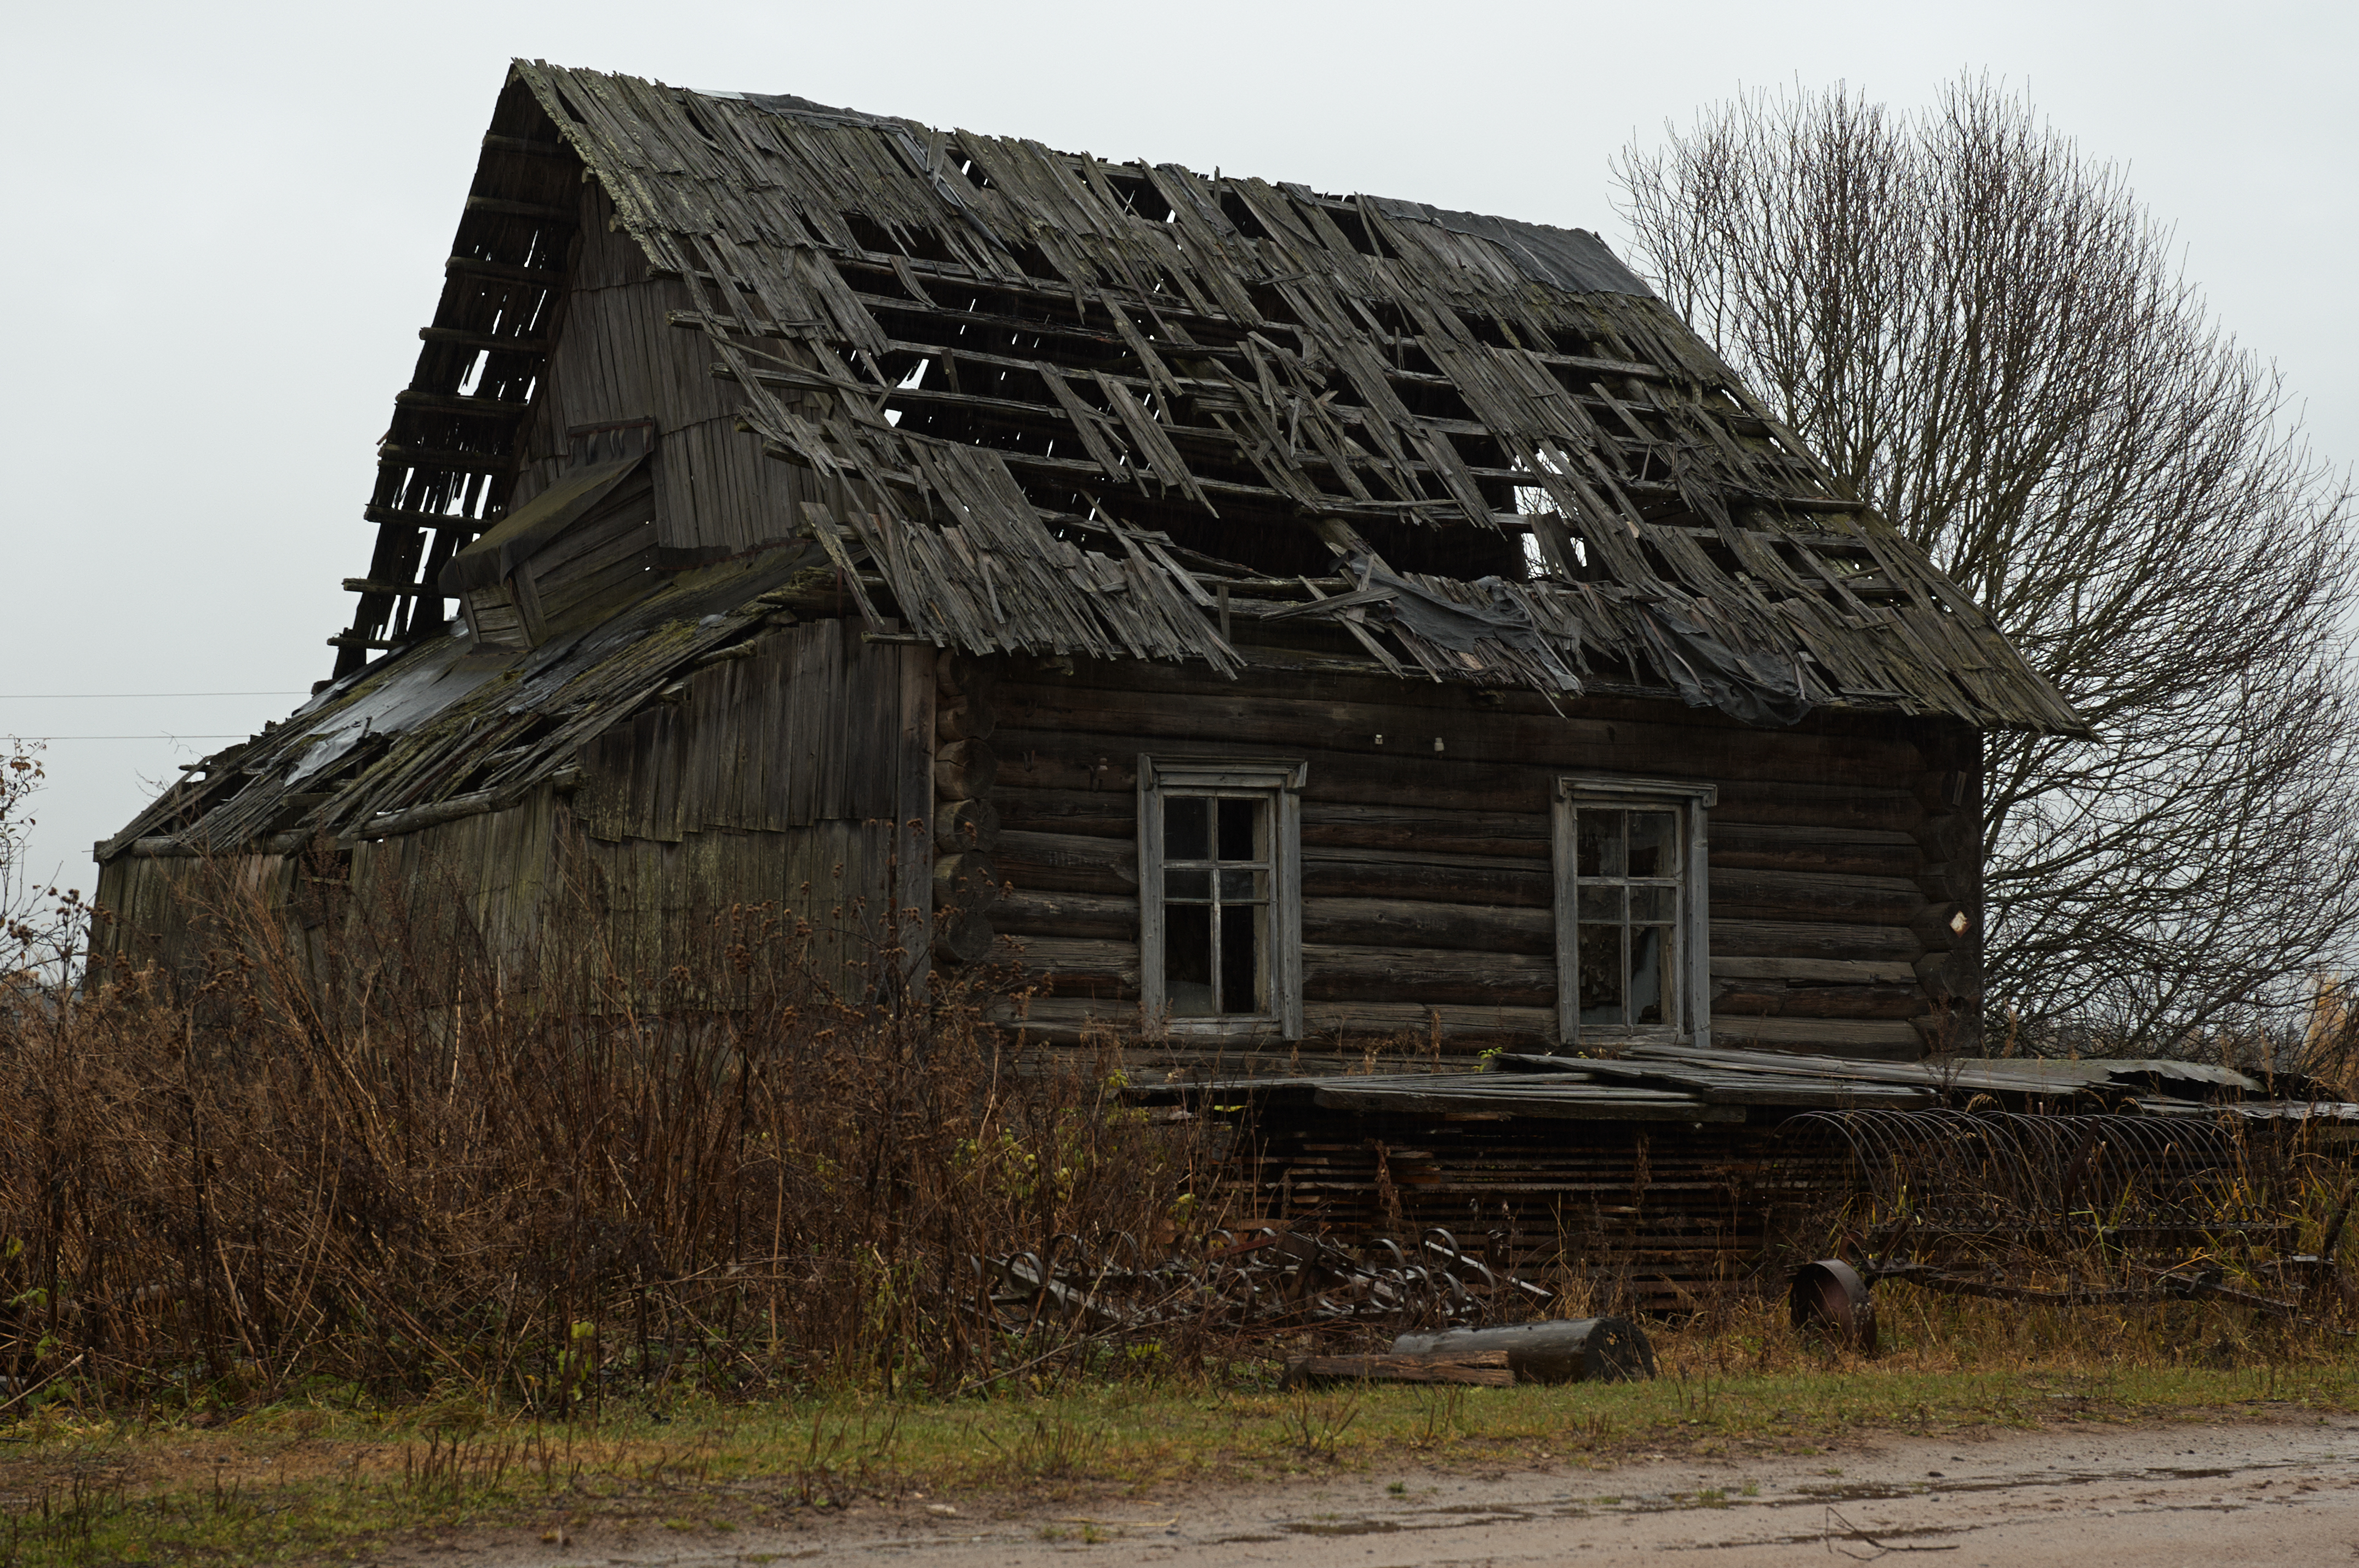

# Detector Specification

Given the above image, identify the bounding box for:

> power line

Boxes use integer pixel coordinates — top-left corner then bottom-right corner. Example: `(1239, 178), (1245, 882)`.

(0, 692), (306, 699)
(9, 735), (248, 742)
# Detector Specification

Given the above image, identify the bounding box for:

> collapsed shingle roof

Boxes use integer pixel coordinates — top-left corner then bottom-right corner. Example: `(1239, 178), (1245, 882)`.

(315, 61), (2084, 737)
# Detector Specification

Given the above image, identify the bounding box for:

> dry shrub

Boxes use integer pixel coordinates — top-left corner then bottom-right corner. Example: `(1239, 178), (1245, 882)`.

(0, 844), (1217, 1413)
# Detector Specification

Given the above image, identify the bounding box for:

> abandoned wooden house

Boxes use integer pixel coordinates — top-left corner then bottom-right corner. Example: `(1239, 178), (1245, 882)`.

(94, 60), (2082, 1084)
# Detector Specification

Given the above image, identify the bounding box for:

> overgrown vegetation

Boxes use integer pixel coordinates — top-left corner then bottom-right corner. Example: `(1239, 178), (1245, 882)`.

(1617, 78), (2359, 1056)
(0, 836), (1228, 1418)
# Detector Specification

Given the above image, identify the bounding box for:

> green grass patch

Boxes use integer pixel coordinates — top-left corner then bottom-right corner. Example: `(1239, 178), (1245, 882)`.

(7, 1337), (2359, 1565)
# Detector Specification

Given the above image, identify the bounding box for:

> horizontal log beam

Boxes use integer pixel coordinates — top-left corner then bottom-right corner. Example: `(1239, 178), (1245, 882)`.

(993, 683), (1925, 785)
(341, 578), (423, 597)
(1711, 983), (1929, 1020)
(1707, 1015), (1923, 1060)
(1708, 868), (1925, 926)
(990, 727), (1925, 830)
(995, 886), (1136, 941)
(1710, 920), (1921, 962)
(1303, 944), (1555, 1007)
(325, 633), (400, 651)
(1303, 895), (1550, 954)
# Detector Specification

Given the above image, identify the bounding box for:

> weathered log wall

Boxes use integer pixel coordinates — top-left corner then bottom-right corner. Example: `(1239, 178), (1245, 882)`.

(948, 654), (1979, 1067)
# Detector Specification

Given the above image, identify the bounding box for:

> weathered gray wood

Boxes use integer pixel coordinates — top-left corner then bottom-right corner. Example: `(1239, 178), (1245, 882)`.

(1303, 944), (1556, 1007)
(935, 797), (1000, 854)
(934, 738), (998, 801)
(1710, 956), (1917, 984)
(997, 829), (1137, 893)
(1280, 1352), (1514, 1389)
(1300, 850), (1551, 908)
(1712, 983), (1930, 1020)
(1710, 920), (1921, 962)
(1708, 1016), (1925, 1056)
(1301, 896), (1550, 954)
(1708, 868), (1925, 925)
(994, 887), (1138, 940)
(1393, 1318), (1655, 1383)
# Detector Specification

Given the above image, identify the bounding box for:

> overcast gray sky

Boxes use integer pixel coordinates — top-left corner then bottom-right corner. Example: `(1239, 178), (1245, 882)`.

(5, 0), (2351, 892)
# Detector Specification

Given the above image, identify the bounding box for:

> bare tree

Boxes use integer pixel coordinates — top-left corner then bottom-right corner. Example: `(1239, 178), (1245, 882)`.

(1616, 78), (2359, 1056)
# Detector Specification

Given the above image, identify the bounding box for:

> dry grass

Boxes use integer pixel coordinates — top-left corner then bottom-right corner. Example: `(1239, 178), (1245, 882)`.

(5, 1292), (2358, 1565)
(0, 846), (1224, 1420)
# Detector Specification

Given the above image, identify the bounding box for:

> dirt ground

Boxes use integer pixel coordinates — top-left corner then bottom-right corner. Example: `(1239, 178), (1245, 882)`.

(368, 1415), (2359, 1566)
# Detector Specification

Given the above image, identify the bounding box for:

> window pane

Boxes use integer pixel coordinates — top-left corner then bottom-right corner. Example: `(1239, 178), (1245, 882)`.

(1576, 809), (1625, 878)
(1165, 903), (1215, 1015)
(1167, 868), (1211, 901)
(1219, 902), (1266, 1014)
(1165, 796), (1210, 861)
(1628, 812), (1677, 878)
(1631, 925), (1672, 1026)
(1629, 884), (1677, 924)
(1217, 796), (1264, 861)
(1578, 922), (1625, 1026)
(1578, 883), (1625, 923)
(1218, 866), (1268, 901)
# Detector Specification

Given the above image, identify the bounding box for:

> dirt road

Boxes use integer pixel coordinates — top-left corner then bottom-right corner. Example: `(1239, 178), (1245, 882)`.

(383, 1417), (2359, 1566)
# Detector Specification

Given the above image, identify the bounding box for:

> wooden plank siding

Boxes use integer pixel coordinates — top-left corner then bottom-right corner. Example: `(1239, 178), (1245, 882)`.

(963, 654), (1979, 1069)
(503, 184), (816, 556)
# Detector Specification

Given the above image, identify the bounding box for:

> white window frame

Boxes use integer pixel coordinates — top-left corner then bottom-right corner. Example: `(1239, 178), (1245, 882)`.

(1137, 756), (1306, 1038)
(1552, 775), (1716, 1049)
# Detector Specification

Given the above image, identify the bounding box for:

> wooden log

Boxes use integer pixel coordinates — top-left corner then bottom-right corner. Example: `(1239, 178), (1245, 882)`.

(1710, 983), (1930, 1021)
(1710, 920), (1921, 962)
(1707, 868), (1925, 926)
(1302, 895), (1551, 954)
(1303, 1001), (1556, 1044)
(1708, 1016), (1924, 1058)
(932, 852), (1001, 910)
(1301, 800), (1550, 859)
(1302, 850), (1551, 908)
(936, 693), (996, 742)
(1303, 944), (1556, 1007)
(1280, 1352), (1514, 1389)
(934, 738), (998, 802)
(995, 887), (1137, 941)
(1709, 822), (1923, 877)
(993, 934), (1140, 993)
(935, 797), (1000, 854)
(1709, 956), (1917, 985)
(990, 729), (1923, 832)
(994, 786), (1135, 837)
(1392, 1318), (1655, 1384)
(935, 911), (995, 966)
(994, 682), (1926, 787)
(1914, 949), (1982, 1003)
(1910, 903), (1968, 952)
(997, 829), (1136, 894)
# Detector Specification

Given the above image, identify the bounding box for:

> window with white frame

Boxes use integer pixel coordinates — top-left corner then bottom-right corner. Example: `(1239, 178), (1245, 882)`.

(1552, 777), (1715, 1047)
(1137, 757), (1304, 1036)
